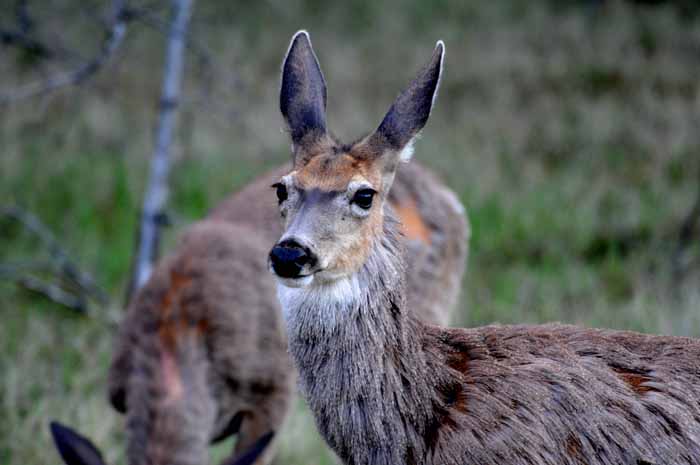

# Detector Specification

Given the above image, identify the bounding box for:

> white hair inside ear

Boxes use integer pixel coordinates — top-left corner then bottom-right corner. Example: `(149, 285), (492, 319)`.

(399, 138), (416, 162)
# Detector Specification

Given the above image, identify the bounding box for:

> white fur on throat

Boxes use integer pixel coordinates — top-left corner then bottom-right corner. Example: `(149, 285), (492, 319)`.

(277, 275), (363, 332)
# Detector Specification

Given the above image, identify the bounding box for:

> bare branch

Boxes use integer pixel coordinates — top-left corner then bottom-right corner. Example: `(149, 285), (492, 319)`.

(0, 30), (53, 60)
(0, 0), (128, 105)
(0, 260), (55, 278)
(672, 164), (700, 286)
(0, 206), (108, 305)
(17, 276), (87, 313)
(127, 0), (195, 301)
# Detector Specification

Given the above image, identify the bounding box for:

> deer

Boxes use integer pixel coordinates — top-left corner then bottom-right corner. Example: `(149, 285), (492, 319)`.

(208, 150), (468, 327)
(108, 221), (292, 465)
(105, 40), (469, 464)
(268, 30), (700, 465)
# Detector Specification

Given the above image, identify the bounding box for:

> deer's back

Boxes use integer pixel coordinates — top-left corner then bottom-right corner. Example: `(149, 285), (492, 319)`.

(426, 323), (700, 465)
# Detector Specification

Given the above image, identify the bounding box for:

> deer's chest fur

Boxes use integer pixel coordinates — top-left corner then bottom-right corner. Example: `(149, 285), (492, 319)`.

(279, 276), (438, 465)
(276, 222), (450, 464)
(277, 220), (700, 465)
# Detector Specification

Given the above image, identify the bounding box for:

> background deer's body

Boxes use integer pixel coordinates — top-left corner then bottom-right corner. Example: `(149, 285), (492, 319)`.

(107, 160), (467, 462)
(110, 221), (292, 465)
(269, 32), (700, 465)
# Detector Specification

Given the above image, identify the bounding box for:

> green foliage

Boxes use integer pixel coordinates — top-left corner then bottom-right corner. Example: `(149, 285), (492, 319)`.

(1, 0), (700, 463)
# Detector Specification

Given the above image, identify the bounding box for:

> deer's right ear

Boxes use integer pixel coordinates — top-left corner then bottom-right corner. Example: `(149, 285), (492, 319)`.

(280, 30), (327, 158)
(50, 421), (107, 465)
(359, 41), (444, 192)
(221, 431), (275, 465)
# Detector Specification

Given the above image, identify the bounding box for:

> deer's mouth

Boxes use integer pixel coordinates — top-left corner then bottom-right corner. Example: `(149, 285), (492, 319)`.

(275, 274), (314, 288)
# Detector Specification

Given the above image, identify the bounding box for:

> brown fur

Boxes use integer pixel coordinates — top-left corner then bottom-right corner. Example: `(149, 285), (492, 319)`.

(210, 161), (468, 325)
(108, 160), (467, 464)
(108, 32), (468, 465)
(110, 222), (293, 465)
(294, 152), (380, 191)
(108, 162), (466, 465)
(394, 199), (432, 244)
(279, 177), (700, 465)
(271, 33), (700, 465)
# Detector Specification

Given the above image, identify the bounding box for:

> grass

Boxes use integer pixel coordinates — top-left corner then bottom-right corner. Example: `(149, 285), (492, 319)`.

(1, 1), (700, 464)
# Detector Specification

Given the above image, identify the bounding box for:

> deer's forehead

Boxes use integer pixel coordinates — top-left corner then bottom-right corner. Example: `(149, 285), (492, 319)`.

(293, 154), (380, 191)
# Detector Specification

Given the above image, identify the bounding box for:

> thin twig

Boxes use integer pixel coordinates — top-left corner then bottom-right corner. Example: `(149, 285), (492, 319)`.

(0, 29), (53, 60)
(0, 206), (108, 304)
(0, 0), (128, 105)
(672, 164), (700, 287)
(0, 260), (55, 278)
(17, 276), (86, 313)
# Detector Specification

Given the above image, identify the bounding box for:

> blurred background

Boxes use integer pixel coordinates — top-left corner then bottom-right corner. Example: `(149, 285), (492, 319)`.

(1, 0), (699, 463)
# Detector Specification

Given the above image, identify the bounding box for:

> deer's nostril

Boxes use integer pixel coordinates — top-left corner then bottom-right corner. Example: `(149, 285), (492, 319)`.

(269, 242), (314, 279)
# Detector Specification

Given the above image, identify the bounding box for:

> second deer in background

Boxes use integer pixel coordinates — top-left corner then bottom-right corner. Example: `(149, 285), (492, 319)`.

(105, 37), (469, 465)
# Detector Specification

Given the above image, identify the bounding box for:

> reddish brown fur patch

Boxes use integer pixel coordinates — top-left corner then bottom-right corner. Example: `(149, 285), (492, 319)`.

(295, 153), (380, 191)
(159, 269), (192, 315)
(446, 352), (469, 375)
(156, 268), (199, 404)
(612, 367), (659, 394)
(566, 434), (586, 464)
(394, 199), (432, 244)
(442, 336), (471, 375)
(158, 269), (193, 352)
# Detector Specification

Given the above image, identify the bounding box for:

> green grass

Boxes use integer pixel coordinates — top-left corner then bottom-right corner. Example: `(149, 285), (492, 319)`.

(2, 1), (700, 464)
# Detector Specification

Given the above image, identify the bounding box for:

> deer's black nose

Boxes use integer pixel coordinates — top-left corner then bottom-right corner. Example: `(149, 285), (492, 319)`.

(269, 240), (315, 279)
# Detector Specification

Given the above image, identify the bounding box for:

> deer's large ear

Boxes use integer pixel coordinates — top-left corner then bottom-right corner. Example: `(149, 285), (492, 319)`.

(280, 30), (327, 159)
(210, 411), (244, 444)
(362, 41), (444, 187)
(221, 431), (275, 465)
(50, 421), (107, 465)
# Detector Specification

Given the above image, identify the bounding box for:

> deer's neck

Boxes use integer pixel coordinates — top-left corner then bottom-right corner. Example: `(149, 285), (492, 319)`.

(278, 216), (451, 464)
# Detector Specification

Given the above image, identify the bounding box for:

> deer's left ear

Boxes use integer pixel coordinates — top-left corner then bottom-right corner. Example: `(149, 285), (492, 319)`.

(361, 41), (444, 188)
(50, 421), (108, 465)
(280, 30), (328, 162)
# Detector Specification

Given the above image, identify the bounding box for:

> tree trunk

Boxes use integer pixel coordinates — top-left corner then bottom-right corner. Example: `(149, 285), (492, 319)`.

(127, 0), (195, 302)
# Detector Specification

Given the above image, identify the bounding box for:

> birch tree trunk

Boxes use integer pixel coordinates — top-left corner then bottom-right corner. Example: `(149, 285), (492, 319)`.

(127, 0), (195, 301)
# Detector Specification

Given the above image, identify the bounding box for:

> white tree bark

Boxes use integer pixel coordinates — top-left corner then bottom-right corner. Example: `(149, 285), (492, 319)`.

(131, 0), (195, 295)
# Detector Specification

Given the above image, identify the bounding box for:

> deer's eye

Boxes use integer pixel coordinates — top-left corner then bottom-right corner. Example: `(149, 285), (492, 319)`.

(351, 189), (376, 210)
(272, 183), (288, 204)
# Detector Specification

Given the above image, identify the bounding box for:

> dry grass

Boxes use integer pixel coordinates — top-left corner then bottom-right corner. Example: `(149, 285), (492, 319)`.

(1, 1), (699, 463)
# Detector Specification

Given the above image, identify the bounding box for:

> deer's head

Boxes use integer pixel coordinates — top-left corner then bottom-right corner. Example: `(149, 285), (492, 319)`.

(269, 31), (444, 288)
